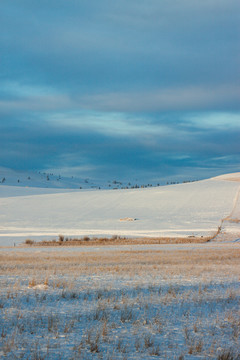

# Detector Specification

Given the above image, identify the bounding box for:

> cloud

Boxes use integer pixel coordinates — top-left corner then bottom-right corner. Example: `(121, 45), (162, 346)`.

(0, 0), (239, 181)
(78, 85), (240, 112)
(1, 81), (239, 115)
(1, 0), (239, 93)
(1, 108), (239, 176)
(185, 112), (240, 130)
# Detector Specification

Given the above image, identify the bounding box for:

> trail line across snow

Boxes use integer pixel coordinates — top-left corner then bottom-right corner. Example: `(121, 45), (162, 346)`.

(212, 180), (240, 242)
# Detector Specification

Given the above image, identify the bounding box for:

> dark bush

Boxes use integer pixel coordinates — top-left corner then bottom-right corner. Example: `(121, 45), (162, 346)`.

(25, 239), (34, 245)
(59, 235), (65, 242)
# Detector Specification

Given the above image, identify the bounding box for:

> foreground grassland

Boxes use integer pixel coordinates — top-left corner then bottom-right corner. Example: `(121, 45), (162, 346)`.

(0, 245), (240, 359)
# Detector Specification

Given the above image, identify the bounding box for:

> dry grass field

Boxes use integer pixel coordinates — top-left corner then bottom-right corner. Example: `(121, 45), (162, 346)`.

(0, 243), (239, 359)
(24, 234), (214, 247)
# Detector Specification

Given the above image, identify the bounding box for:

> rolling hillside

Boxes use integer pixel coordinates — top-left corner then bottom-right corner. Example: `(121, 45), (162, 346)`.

(0, 173), (239, 245)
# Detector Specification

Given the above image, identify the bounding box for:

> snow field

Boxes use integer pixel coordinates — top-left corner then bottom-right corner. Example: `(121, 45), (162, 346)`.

(0, 245), (239, 359)
(1, 176), (240, 244)
(0, 173), (240, 358)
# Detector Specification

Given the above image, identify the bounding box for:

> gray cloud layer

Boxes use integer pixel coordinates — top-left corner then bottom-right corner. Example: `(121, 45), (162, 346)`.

(0, 0), (240, 181)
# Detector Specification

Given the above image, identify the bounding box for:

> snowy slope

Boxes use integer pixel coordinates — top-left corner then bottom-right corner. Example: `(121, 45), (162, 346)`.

(0, 173), (240, 245)
(0, 167), (156, 190)
(0, 167), (86, 189)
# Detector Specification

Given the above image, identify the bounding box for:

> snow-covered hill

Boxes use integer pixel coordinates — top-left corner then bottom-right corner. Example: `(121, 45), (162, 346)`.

(0, 167), (108, 190)
(0, 172), (240, 246)
(0, 167), (173, 190)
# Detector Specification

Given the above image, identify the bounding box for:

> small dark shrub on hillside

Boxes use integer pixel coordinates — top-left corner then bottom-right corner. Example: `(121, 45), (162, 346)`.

(58, 235), (65, 242)
(25, 239), (34, 245)
(83, 236), (90, 241)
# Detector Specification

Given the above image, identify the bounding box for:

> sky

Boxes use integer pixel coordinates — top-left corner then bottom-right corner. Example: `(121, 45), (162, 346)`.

(0, 0), (240, 183)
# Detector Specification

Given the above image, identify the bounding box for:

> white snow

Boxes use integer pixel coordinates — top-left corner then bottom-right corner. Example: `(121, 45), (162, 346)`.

(0, 172), (240, 359)
(0, 173), (240, 245)
(0, 242), (239, 359)
(0, 166), (101, 189)
(0, 166), (156, 190)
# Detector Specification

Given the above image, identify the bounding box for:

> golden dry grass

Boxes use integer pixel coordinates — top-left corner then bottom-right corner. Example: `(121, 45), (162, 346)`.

(1, 246), (239, 279)
(22, 233), (217, 247)
(1, 244), (239, 359)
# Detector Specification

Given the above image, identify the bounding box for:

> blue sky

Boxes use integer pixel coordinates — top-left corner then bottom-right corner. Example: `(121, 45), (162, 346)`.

(0, 0), (239, 182)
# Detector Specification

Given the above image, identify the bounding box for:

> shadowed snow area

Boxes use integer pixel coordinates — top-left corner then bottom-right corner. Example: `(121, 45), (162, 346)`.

(0, 173), (240, 245)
